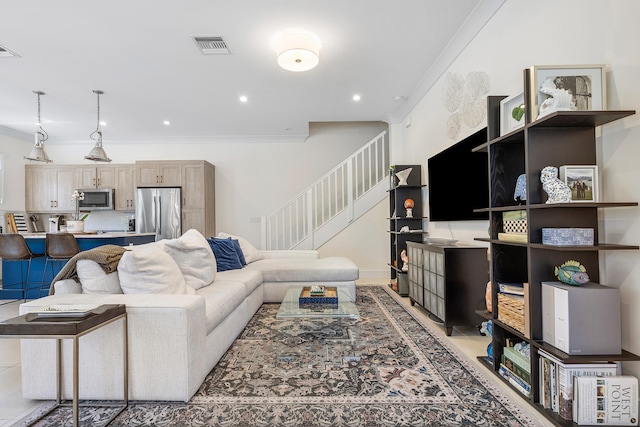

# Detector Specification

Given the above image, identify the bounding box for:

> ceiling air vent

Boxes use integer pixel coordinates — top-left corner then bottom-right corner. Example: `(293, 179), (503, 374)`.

(192, 36), (230, 54)
(0, 45), (19, 58)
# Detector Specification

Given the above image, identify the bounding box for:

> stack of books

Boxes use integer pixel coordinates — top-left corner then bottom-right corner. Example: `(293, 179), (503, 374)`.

(538, 349), (620, 421)
(499, 343), (531, 397)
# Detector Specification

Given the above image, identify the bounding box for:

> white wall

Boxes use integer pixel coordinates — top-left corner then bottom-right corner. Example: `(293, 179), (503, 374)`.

(393, 0), (640, 376)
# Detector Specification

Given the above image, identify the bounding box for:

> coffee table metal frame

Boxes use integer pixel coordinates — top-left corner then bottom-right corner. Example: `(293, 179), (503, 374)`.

(276, 285), (359, 319)
(0, 304), (128, 427)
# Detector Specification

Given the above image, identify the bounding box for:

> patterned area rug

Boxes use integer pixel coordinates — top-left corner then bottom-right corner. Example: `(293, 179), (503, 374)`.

(18, 285), (540, 426)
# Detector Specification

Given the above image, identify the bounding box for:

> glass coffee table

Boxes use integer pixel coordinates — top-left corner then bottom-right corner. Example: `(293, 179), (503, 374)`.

(276, 285), (359, 319)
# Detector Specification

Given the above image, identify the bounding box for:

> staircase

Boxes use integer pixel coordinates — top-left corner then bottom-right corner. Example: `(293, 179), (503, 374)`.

(261, 130), (389, 250)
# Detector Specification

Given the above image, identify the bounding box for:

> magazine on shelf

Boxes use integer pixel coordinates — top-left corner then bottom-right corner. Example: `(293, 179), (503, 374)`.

(498, 282), (525, 296)
(538, 349), (620, 420)
(573, 375), (638, 425)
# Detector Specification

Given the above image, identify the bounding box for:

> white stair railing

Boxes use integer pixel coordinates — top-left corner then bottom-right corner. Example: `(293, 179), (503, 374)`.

(261, 130), (389, 250)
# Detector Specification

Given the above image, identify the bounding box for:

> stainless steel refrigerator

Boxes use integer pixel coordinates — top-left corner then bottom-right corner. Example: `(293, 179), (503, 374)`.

(135, 187), (182, 240)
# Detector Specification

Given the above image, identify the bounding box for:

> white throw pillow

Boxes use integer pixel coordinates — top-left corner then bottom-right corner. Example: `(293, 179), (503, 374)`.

(117, 243), (192, 294)
(77, 259), (123, 294)
(163, 229), (217, 290)
(217, 232), (262, 264)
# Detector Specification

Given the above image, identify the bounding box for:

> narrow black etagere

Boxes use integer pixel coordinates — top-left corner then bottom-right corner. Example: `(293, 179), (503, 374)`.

(387, 164), (426, 296)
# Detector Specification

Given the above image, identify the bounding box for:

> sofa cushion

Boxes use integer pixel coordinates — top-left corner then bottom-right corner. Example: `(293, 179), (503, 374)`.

(217, 232), (262, 264)
(246, 257), (359, 282)
(196, 281), (248, 334)
(118, 243), (194, 295)
(216, 268), (263, 297)
(77, 260), (123, 294)
(164, 229), (217, 290)
(207, 238), (243, 271)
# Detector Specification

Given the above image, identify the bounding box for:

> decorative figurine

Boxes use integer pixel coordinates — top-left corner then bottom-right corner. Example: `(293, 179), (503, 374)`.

(541, 166), (572, 204)
(404, 198), (414, 218)
(555, 260), (590, 286)
(537, 77), (576, 119)
(400, 249), (409, 272)
(513, 174), (527, 203)
(395, 167), (413, 186)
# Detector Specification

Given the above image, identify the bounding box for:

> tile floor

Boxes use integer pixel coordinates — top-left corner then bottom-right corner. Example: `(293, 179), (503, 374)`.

(0, 280), (552, 426)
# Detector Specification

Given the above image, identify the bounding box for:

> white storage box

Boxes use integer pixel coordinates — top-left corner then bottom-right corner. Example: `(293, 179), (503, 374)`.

(542, 281), (621, 355)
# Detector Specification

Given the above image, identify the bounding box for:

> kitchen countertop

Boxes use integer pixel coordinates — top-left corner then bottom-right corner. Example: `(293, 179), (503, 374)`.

(22, 232), (157, 239)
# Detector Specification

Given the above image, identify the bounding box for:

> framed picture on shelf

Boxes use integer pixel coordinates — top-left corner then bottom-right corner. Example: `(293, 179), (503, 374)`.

(500, 92), (525, 136)
(559, 165), (599, 202)
(529, 64), (606, 120)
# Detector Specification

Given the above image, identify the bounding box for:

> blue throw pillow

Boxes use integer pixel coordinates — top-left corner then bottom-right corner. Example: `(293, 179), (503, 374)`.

(228, 238), (246, 265)
(207, 238), (243, 272)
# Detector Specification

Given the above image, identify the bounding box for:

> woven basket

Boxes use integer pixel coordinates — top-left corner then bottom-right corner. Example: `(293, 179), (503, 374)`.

(497, 293), (525, 334)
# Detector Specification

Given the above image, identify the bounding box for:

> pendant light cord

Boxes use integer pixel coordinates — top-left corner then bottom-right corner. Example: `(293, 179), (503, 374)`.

(90, 90), (103, 144)
(35, 91), (48, 145)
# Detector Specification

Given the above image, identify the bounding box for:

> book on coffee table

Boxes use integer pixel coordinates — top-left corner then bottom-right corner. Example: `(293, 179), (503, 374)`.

(299, 286), (338, 306)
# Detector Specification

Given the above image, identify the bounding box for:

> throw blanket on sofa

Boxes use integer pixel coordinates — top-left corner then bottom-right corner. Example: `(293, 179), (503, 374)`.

(49, 244), (129, 295)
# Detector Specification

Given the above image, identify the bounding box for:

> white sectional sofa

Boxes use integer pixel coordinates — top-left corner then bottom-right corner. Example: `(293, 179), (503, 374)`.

(18, 229), (358, 402)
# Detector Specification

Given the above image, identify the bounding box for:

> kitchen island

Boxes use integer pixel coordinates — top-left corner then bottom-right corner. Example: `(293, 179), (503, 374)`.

(1, 232), (156, 300)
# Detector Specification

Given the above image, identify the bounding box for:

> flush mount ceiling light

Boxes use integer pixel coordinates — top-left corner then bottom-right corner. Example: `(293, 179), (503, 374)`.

(24, 90), (52, 163)
(85, 90), (112, 162)
(275, 29), (321, 72)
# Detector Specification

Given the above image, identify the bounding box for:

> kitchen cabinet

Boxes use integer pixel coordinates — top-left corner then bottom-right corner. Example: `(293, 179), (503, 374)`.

(135, 161), (182, 187)
(77, 165), (117, 189)
(114, 164), (135, 211)
(181, 160), (215, 237)
(25, 165), (78, 212)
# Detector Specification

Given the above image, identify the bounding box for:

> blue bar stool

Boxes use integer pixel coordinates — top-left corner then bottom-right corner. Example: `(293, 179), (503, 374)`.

(0, 234), (43, 302)
(42, 233), (81, 296)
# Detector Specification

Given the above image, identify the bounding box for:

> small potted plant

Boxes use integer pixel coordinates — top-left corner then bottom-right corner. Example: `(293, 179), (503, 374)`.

(67, 190), (89, 232)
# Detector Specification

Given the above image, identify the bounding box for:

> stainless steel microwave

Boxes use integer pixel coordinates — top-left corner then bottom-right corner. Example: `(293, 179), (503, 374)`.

(76, 188), (115, 210)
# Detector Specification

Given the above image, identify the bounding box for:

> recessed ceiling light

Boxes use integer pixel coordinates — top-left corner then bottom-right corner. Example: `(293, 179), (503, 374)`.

(239, 95), (248, 103)
(163, 120), (171, 125)
(352, 94), (361, 101)
(393, 95), (407, 102)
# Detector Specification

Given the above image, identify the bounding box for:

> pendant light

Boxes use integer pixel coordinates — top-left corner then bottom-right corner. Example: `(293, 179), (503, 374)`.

(85, 90), (111, 162)
(24, 90), (52, 163)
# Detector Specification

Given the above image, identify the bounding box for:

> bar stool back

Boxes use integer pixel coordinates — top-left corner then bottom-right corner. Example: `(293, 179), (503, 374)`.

(0, 234), (41, 302)
(42, 233), (81, 296)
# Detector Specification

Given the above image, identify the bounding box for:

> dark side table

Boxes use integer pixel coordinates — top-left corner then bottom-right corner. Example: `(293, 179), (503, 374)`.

(0, 304), (128, 426)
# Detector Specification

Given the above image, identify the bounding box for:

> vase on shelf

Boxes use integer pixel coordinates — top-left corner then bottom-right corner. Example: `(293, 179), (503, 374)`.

(66, 220), (84, 233)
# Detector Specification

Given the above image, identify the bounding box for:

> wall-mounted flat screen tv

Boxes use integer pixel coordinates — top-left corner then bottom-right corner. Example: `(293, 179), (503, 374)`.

(427, 127), (489, 221)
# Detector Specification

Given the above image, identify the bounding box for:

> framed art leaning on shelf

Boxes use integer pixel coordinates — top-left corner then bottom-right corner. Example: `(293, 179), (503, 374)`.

(559, 165), (599, 202)
(529, 64), (606, 120)
(500, 92), (525, 136)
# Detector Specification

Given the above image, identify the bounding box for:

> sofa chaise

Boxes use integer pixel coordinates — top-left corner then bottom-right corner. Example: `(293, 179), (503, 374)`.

(18, 229), (358, 402)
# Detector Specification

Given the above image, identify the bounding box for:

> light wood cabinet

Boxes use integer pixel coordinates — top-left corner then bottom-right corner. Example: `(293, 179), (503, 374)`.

(114, 165), (135, 211)
(181, 160), (215, 237)
(77, 165), (117, 189)
(135, 161), (182, 187)
(25, 165), (78, 212)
